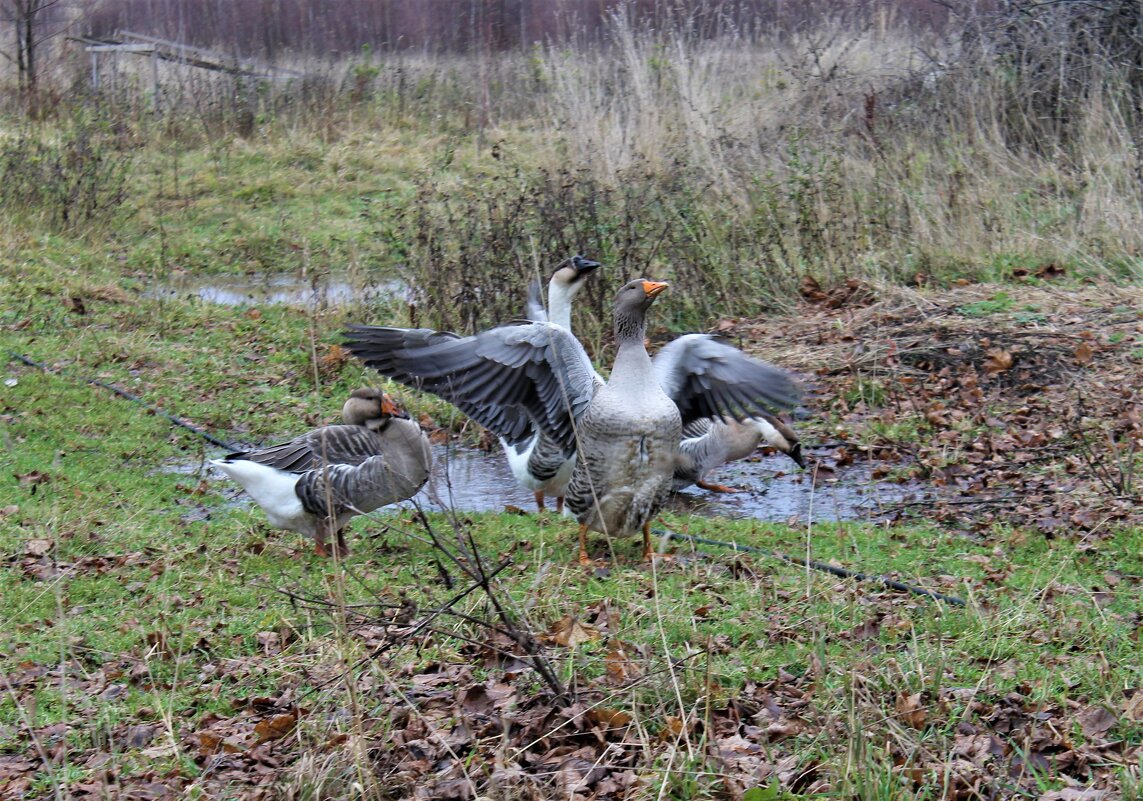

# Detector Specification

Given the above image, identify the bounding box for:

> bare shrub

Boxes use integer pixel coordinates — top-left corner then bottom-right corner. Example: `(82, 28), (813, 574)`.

(0, 110), (133, 230)
(954, 0), (1143, 159)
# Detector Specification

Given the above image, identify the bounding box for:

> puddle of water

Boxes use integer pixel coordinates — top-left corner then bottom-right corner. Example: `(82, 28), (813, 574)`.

(667, 457), (922, 523)
(172, 444), (923, 524)
(410, 445), (544, 513)
(145, 272), (407, 308)
(407, 446), (924, 523)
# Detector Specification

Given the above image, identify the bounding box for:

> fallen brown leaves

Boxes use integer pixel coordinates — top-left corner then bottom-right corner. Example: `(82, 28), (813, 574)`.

(4, 577), (1142, 800)
(738, 282), (1143, 536)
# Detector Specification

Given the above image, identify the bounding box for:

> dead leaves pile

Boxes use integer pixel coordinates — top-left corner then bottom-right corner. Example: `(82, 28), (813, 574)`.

(4, 580), (1142, 799)
(742, 282), (1143, 536)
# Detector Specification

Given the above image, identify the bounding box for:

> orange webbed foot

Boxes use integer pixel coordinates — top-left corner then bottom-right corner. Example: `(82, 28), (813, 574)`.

(696, 479), (740, 494)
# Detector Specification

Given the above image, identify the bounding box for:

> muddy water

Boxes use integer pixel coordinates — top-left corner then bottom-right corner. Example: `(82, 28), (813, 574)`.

(146, 272), (407, 308)
(409, 445), (923, 523)
(177, 443), (920, 523)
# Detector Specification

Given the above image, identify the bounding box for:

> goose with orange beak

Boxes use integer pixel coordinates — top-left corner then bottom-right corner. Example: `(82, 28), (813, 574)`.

(344, 279), (799, 563)
(212, 389), (431, 556)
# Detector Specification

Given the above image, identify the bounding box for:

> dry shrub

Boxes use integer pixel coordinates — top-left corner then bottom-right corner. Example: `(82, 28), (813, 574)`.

(0, 110), (133, 230)
(13, 2), (1143, 310)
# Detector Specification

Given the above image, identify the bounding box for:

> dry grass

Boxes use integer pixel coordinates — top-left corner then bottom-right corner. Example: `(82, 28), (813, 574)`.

(12, 8), (1141, 306)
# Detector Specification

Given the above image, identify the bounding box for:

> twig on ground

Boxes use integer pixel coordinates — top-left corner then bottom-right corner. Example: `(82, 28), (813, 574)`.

(657, 527), (967, 607)
(879, 495), (1033, 515)
(8, 350), (236, 450)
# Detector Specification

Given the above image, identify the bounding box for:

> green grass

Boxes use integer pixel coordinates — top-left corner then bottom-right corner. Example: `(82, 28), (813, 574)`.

(956, 292), (1016, 317)
(3, 295), (1140, 792)
(1, 108), (1140, 797)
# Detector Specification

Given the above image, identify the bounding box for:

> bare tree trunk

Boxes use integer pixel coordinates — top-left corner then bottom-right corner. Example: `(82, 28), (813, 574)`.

(14, 10), (27, 88)
(22, 0), (36, 94)
(6, 0), (38, 94)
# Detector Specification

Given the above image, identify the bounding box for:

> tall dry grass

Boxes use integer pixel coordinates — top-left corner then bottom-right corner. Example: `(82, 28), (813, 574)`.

(6, 3), (1142, 340)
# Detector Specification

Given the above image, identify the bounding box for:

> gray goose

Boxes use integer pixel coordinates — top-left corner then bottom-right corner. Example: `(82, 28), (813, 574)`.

(211, 389), (431, 556)
(674, 415), (804, 492)
(655, 334), (807, 492)
(343, 279), (800, 564)
(505, 254), (600, 512)
(534, 279), (803, 497)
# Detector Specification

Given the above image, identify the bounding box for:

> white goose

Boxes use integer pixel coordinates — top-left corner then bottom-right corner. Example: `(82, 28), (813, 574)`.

(504, 254), (600, 512)
(344, 280), (799, 563)
(211, 389), (431, 556)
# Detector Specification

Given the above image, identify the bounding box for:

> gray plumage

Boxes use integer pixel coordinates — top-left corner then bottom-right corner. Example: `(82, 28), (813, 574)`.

(674, 413), (805, 492)
(507, 255), (600, 511)
(344, 320), (601, 454)
(344, 280), (801, 563)
(211, 389), (431, 556)
(658, 335), (807, 491)
(652, 333), (802, 425)
(564, 281), (680, 551)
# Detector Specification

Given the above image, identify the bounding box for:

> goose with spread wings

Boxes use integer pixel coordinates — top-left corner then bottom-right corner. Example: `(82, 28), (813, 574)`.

(674, 413), (805, 492)
(658, 335), (807, 492)
(505, 254), (599, 512)
(533, 266), (805, 495)
(343, 279), (800, 563)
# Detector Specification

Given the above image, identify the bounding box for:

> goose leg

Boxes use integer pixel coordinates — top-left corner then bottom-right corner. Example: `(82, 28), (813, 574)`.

(335, 528), (350, 557)
(314, 529), (331, 557)
(555, 496), (565, 514)
(533, 491), (546, 511)
(577, 523), (592, 566)
(641, 521), (654, 561)
(696, 479), (740, 494)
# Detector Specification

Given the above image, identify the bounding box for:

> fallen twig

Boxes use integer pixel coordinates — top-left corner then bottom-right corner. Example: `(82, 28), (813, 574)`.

(8, 350), (236, 450)
(657, 527), (967, 607)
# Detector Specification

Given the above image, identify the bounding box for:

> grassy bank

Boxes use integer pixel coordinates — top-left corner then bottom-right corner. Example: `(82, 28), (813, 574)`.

(2, 7), (1142, 798)
(3, 9), (1143, 346)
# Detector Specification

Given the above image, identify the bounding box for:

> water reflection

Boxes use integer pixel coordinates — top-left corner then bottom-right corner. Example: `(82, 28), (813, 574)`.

(178, 443), (921, 524)
(408, 445), (922, 523)
(146, 272), (407, 308)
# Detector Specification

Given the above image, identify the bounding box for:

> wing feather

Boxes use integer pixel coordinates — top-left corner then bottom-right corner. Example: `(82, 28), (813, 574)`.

(222, 425), (382, 472)
(652, 334), (800, 427)
(343, 321), (599, 452)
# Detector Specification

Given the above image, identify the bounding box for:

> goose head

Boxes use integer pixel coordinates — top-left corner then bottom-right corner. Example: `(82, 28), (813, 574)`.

(546, 255), (601, 325)
(613, 278), (669, 339)
(550, 254), (601, 292)
(748, 414), (807, 468)
(342, 388), (409, 429)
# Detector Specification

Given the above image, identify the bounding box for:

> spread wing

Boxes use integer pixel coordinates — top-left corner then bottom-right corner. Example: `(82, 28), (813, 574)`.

(652, 334), (800, 427)
(343, 321), (600, 452)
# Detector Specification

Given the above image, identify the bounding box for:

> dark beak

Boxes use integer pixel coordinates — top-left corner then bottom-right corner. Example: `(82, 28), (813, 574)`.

(571, 255), (601, 276)
(788, 443), (807, 469)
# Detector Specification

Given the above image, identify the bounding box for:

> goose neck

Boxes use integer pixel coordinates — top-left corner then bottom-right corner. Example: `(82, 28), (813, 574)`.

(613, 309), (647, 346)
(547, 284), (574, 329)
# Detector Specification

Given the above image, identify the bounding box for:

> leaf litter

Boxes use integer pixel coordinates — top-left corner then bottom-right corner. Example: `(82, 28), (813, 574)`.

(3, 283), (1142, 799)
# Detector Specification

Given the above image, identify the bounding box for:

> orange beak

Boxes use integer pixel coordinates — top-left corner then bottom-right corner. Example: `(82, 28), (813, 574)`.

(642, 280), (669, 299)
(380, 394), (409, 419)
